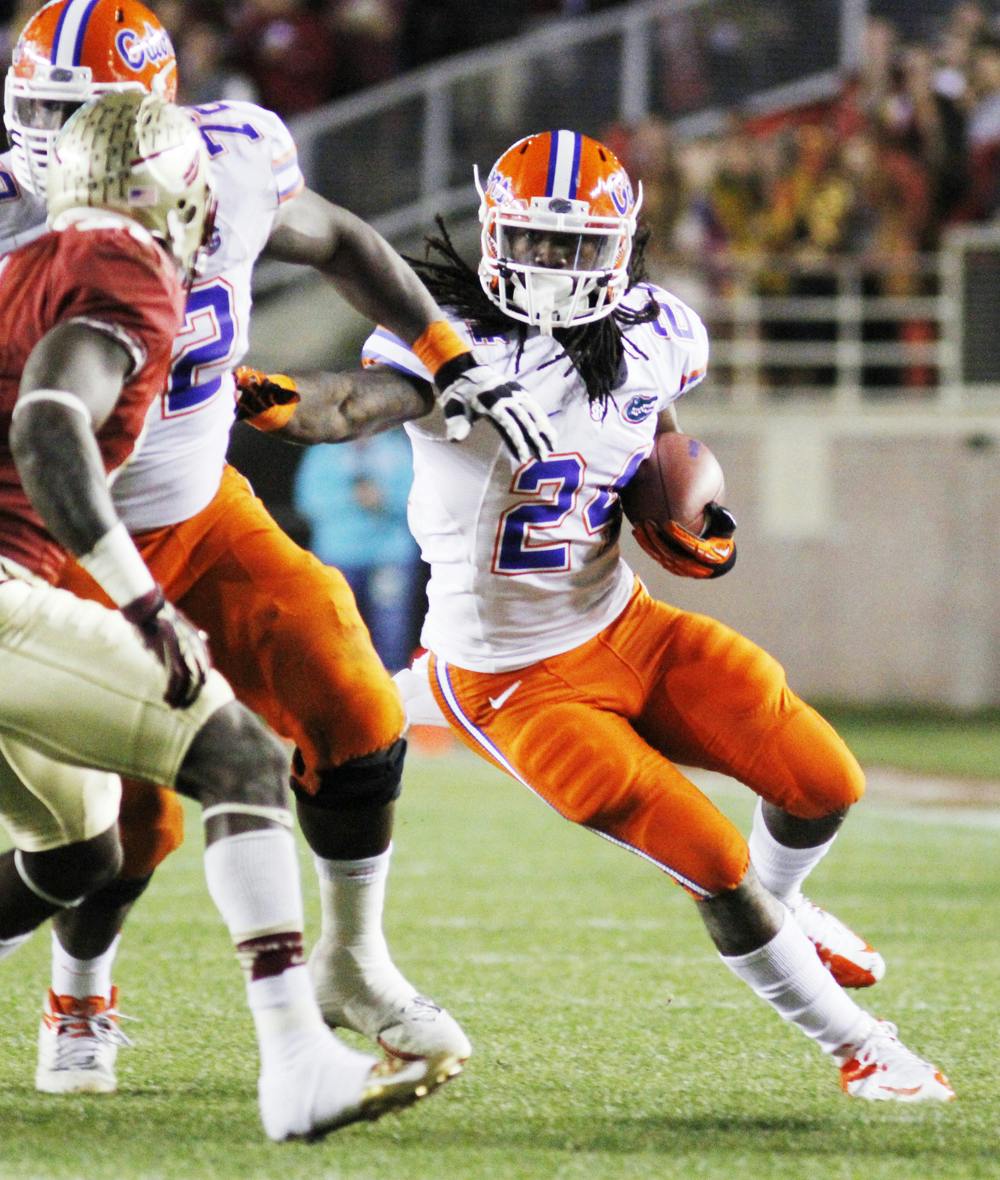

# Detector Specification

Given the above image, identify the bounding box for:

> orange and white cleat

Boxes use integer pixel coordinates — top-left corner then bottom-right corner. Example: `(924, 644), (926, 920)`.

(837, 1021), (955, 1102)
(35, 986), (132, 1094)
(791, 897), (886, 988)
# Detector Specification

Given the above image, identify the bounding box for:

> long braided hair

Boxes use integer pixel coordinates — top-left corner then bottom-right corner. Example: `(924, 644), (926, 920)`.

(406, 218), (660, 414)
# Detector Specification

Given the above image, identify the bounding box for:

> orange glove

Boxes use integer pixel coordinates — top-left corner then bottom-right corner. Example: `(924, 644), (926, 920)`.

(632, 502), (737, 579)
(234, 366), (300, 432)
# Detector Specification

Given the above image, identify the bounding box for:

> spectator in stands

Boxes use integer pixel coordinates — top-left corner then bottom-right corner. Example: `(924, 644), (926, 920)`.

(234, 0), (341, 117)
(965, 31), (1000, 217)
(176, 20), (258, 106)
(881, 43), (969, 235)
(330, 0), (403, 93)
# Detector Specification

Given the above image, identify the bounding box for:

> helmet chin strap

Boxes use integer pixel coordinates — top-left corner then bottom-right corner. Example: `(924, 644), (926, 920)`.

(512, 272), (575, 335)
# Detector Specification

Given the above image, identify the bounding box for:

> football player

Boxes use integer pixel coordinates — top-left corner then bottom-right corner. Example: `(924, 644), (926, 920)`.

(1, 0), (552, 1095)
(0, 90), (460, 1142)
(239, 129), (955, 1102)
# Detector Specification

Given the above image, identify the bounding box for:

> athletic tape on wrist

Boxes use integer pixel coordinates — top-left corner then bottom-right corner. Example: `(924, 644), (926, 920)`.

(411, 320), (470, 376)
(77, 521), (156, 607)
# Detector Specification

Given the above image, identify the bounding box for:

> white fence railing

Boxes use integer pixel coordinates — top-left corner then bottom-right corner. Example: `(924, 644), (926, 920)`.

(261, 0), (862, 278)
(652, 233), (998, 418)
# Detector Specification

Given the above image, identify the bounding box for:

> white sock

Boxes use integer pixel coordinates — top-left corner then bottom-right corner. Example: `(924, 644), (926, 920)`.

(315, 847), (392, 966)
(248, 964), (353, 1072)
(749, 799), (836, 907)
(721, 912), (874, 1056)
(203, 827), (339, 1059)
(204, 827), (305, 938)
(51, 930), (119, 1001)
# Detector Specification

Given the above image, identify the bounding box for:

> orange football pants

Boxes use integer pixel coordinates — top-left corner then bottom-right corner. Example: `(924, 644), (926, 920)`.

(429, 580), (864, 899)
(57, 464), (404, 876)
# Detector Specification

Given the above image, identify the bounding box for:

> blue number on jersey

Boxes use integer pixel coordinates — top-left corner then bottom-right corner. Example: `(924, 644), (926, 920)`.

(583, 448), (647, 533)
(166, 280), (237, 415)
(191, 103), (262, 157)
(651, 297), (695, 341)
(0, 168), (17, 201)
(495, 448), (648, 574)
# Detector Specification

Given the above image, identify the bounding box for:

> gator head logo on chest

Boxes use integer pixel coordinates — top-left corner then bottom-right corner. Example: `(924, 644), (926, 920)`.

(620, 394), (658, 424)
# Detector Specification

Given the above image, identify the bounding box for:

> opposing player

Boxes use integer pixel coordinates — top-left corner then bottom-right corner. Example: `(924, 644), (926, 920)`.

(1, 0), (551, 1094)
(0, 89), (459, 1142)
(241, 130), (954, 1102)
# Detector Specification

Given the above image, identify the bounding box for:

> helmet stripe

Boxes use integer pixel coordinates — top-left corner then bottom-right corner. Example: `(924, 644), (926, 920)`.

(53, 0), (103, 67)
(545, 130), (582, 200)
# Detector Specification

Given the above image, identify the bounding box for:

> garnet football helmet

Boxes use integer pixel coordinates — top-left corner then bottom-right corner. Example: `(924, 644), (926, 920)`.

(475, 129), (642, 333)
(4, 0), (177, 196)
(47, 91), (214, 283)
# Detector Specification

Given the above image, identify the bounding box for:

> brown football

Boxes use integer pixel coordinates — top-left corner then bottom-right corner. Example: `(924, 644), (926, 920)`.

(619, 433), (725, 536)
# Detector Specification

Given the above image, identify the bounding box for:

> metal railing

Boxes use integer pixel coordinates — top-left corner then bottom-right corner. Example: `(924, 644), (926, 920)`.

(269, 0), (861, 264)
(662, 227), (1000, 417)
(257, 0), (999, 423)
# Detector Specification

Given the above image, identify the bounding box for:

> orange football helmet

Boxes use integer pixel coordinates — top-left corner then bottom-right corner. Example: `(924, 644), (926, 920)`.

(4, 0), (177, 196)
(475, 129), (642, 333)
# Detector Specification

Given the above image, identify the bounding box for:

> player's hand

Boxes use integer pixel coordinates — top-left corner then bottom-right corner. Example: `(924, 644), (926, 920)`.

(433, 353), (555, 462)
(234, 366), (300, 423)
(122, 587), (212, 708)
(632, 502), (738, 579)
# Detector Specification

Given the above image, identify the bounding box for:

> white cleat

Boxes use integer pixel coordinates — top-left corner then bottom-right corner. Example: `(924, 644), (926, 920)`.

(791, 897), (886, 989)
(308, 942), (472, 1062)
(837, 1021), (955, 1102)
(35, 986), (132, 1095)
(258, 1027), (462, 1142)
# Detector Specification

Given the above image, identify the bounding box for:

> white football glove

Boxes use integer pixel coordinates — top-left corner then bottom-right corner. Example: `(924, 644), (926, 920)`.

(434, 354), (556, 463)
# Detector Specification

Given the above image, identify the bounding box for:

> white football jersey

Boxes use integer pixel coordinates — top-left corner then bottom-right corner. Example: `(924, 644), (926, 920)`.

(0, 101), (304, 532)
(362, 284), (709, 671)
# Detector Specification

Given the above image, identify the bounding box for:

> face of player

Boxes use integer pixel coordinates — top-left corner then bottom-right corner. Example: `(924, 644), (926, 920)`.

(11, 96), (82, 131)
(504, 228), (610, 271)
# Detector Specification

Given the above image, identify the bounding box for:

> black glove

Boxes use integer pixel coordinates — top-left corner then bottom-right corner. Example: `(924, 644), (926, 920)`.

(434, 352), (555, 463)
(122, 587), (212, 708)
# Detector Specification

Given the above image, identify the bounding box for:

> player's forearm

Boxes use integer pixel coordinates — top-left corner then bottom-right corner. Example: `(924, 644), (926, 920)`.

(277, 367), (433, 444)
(10, 400), (121, 556)
(265, 190), (443, 343)
(317, 220), (442, 345)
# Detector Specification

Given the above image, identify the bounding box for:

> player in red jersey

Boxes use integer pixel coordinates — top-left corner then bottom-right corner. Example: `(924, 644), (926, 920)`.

(0, 90), (460, 1140)
(1, 1), (553, 1092)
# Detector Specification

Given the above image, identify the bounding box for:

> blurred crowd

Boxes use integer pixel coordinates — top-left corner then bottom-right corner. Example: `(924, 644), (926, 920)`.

(607, 1), (1000, 306)
(0, 0), (995, 300)
(0, 1), (628, 118)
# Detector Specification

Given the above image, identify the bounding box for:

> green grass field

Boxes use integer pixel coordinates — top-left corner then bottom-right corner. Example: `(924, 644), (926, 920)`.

(0, 726), (997, 1180)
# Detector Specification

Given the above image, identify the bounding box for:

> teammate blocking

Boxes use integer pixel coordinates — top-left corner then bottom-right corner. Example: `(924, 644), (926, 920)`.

(0, 0), (554, 1096)
(0, 89), (460, 1140)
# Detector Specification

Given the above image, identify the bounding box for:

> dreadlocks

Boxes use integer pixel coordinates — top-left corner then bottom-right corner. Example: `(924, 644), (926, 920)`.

(406, 218), (660, 412)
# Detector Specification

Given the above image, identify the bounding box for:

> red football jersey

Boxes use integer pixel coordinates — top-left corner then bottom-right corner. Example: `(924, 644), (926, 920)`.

(0, 221), (185, 581)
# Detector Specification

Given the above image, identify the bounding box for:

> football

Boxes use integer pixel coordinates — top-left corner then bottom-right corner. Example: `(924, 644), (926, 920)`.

(619, 432), (725, 536)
